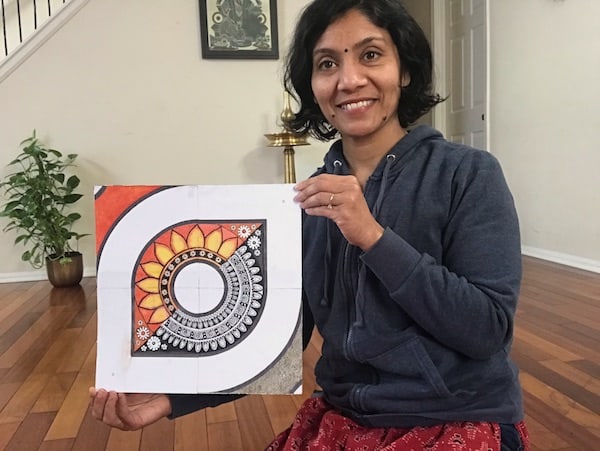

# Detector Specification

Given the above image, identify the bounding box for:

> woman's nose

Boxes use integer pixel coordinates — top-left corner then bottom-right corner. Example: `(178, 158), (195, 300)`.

(337, 61), (367, 91)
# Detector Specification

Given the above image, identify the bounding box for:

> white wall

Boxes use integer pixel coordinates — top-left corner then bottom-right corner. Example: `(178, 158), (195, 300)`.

(0, 0), (328, 280)
(489, 0), (600, 269)
(2, 0), (599, 280)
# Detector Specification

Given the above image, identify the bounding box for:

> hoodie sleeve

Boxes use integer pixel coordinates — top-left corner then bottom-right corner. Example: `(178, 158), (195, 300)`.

(167, 393), (243, 419)
(361, 151), (522, 360)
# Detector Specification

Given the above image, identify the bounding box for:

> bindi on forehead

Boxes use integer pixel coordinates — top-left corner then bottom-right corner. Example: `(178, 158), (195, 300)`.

(313, 36), (388, 59)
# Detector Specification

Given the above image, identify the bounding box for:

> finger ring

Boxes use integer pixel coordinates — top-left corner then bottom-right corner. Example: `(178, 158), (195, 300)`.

(327, 193), (335, 209)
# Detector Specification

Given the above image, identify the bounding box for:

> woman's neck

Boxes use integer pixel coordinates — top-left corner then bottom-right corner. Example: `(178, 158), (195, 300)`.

(341, 125), (407, 188)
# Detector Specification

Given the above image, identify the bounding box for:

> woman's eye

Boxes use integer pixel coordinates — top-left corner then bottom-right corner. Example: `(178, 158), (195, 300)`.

(317, 60), (335, 70)
(364, 51), (380, 61)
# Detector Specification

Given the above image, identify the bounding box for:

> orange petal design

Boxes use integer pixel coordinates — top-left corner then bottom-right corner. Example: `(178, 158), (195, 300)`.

(148, 306), (170, 324)
(218, 237), (238, 259)
(139, 293), (163, 309)
(187, 226), (205, 248)
(137, 277), (160, 293)
(170, 230), (187, 254)
(205, 228), (223, 253)
(155, 243), (174, 265)
(142, 262), (163, 278)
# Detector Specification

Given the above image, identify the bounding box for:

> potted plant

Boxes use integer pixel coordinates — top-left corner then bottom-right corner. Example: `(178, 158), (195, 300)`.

(0, 130), (88, 287)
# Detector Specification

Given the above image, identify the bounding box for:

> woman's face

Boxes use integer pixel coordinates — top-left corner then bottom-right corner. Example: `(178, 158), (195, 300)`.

(311, 9), (407, 142)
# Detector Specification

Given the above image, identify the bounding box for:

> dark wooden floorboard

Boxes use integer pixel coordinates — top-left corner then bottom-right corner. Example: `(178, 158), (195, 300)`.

(0, 256), (598, 450)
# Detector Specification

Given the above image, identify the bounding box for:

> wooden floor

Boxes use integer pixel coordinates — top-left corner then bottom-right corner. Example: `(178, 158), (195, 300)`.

(0, 256), (598, 450)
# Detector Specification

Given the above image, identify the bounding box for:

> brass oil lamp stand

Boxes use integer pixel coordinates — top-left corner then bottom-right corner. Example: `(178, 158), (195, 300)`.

(264, 92), (309, 183)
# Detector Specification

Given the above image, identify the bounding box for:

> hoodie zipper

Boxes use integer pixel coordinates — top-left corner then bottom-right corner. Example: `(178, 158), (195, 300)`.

(341, 155), (393, 362)
(342, 241), (356, 361)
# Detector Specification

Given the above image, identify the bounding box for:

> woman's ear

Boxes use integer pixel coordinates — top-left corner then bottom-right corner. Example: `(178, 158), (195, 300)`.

(400, 71), (411, 88)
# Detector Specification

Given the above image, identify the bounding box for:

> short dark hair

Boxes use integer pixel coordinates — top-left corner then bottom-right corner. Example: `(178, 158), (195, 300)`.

(284, 0), (445, 141)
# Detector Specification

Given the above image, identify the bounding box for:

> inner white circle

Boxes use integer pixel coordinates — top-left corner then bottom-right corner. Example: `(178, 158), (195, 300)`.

(173, 262), (224, 314)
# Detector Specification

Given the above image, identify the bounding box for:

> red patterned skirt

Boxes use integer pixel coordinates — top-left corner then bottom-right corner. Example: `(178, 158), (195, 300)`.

(266, 397), (529, 450)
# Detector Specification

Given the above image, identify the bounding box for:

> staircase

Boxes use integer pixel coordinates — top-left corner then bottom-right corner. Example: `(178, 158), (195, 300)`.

(0, 0), (90, 82)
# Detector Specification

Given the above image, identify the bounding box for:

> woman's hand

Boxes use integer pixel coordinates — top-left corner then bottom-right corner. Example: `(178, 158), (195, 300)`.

(294, 174), (384, 251)
(89, 387), (172, 431)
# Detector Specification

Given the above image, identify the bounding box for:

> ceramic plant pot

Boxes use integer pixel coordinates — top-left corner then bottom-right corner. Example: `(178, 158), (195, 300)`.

(46, 252), (84, 287)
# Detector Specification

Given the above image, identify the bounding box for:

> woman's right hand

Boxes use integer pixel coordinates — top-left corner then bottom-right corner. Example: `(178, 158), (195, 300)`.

(89, 387), (172, 431)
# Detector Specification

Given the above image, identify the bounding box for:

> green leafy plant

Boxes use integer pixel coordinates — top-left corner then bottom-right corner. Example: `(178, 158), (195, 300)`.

(0, 131), (88, 269)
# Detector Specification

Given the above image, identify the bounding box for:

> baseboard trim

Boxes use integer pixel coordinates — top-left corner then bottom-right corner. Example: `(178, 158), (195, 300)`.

(0, 266), (96, 284)
(522, 246), (600, 274)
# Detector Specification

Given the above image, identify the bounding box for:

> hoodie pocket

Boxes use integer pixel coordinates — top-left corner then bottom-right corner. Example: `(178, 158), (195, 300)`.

(364, 336), (452, 399)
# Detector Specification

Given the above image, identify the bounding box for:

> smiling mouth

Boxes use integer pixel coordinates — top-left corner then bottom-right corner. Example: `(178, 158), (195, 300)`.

(339, 100), (375, 111)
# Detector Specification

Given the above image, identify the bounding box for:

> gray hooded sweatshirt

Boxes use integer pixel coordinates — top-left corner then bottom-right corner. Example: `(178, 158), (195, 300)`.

(169, 125), (524, 428)
(302, 125), (524, 427)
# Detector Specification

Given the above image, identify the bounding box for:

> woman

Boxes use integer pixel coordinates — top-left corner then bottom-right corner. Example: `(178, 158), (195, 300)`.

(90, 1), (529, 449)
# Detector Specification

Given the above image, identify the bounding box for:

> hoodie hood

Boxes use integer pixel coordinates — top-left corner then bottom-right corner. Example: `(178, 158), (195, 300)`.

(320, 125), (445, 181)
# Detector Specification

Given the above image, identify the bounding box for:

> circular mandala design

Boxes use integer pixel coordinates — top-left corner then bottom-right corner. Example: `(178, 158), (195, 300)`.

(134, 223), (265, 357)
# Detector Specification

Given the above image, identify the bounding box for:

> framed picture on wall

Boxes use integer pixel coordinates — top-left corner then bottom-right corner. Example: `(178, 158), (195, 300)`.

(199, 0), (279, 59)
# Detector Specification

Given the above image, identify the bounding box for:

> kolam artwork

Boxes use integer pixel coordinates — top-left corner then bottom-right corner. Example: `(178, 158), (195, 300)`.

(94, 185), (302, 394)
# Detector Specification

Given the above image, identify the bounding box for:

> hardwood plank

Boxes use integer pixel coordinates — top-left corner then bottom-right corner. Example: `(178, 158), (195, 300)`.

(0, 282), (22, 302)
(516, 313), (600, 363)
(570, 359), (600, 380)
(58, 312), (97, 373)
(105, 428), (142, 451)
(0, 307), (79, 383)
(0, 281), (50, 328)
(234, 396), (275, 450)
(207, 420), (243, 451)
(562, 319), (600, 342)
(0, 421), (20, 450)
(174, 409), (208, 451)
(70, 406), (111, 451)
(0, 312), (43, 357)
(522, 296), (600, 333)
(521, 372), (600, 440)
(33, 328), (82, 375)
(262, 395), (297, 436)
(47, 282), (90, 308)
(1, 327), (82, 419)
(4, 412), (55, 451)
(512, 336), (558, 362)
(524, 416), (570, 450)
(540, 359), (600, 397)
(523, 390), (599, 451)
(0, 373), (49, 424)
(512, 351), (600, 415)
(139, 416), (175, 451)
(31, 372), (78, 413)
(62, 281), (98, 329)
(205, 400), (237, 424)
(38, 438), (75, 451)
(44, 345), (96, 440)
(520, 279), (599, 308)
(0, 382), (20, 411)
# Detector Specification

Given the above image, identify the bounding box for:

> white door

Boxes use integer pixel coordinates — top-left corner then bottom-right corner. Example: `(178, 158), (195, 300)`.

(444, 0), (487, 149)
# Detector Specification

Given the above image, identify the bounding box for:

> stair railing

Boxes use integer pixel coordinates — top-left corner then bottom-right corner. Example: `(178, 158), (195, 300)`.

(1, 0), (90, 83)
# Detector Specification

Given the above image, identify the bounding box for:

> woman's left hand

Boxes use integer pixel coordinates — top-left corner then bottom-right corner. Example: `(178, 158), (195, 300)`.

(294, 174), (384, 251)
